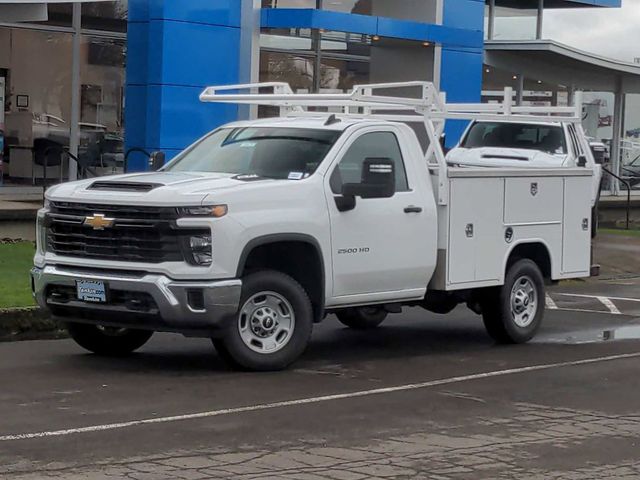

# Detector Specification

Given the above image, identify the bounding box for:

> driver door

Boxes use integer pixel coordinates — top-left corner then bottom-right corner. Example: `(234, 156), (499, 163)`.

(325, 127), (431, 303)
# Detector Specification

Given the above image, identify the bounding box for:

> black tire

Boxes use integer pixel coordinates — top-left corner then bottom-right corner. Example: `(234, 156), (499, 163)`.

(336, 307), (388, 330)
(481, 259), (545, 344)
(66, 322), (153, 356)
(212, 270), (313, 371)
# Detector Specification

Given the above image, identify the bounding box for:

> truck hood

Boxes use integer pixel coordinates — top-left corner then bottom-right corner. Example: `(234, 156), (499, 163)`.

(45, 171), (277, 206)
(446, 147), (567, 168)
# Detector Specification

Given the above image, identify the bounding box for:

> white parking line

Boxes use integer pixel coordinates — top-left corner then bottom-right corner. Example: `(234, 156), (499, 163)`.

(596, 296), (622, 315)
(2, 351), (640, 442)
(554, 293), (624, 315)
(545, 294), (558, 310)
(558, 293), (640, 303)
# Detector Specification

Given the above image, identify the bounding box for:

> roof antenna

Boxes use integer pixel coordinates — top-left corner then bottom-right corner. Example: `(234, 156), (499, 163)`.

(324, 114), (341, 126)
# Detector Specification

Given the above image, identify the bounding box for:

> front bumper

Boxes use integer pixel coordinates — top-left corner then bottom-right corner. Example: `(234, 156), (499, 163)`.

(31, 265), (242, 335)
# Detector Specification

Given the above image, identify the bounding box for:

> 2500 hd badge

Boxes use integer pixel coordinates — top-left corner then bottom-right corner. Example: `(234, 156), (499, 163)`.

(337, 247), (370, 255)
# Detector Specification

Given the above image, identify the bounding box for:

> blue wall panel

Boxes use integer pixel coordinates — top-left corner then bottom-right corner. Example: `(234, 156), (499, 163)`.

(440, 47), (484, 147)
(146, 85), (238, 151)
(125, 22), (149, 86)
(126, 0), (243, 170)
(443, 0), (484, 32)
(262, 8), (483, 49)
(147, 20), (241, 88)
(148, 0), (242, 27)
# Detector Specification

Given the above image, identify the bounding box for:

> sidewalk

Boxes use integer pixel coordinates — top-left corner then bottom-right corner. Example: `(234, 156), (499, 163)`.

(0, 200), (41, 241)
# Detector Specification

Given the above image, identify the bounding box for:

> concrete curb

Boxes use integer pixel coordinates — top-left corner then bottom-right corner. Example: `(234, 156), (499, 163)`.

(0, 307), (67, 341)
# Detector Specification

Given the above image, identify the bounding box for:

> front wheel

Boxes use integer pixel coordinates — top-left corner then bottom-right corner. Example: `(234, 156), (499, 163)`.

(481, 259), (545, 344)
(66, 323), (153, 356)
(336, 307), (388, 330)
(213, 270), (313, 371)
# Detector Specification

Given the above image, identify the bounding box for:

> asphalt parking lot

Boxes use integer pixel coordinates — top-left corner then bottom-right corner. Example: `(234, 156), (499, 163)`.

(2, 276), (640, 479)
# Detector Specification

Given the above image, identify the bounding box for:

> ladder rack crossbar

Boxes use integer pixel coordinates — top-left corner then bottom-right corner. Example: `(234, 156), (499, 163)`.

(199, 81), (585, 207)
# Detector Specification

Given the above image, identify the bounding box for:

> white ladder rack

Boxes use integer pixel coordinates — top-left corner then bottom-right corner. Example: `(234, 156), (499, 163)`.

(200, 81), (584, 206)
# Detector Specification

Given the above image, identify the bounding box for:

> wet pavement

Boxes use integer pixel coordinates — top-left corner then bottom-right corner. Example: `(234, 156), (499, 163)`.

(1, 276), (640, 479)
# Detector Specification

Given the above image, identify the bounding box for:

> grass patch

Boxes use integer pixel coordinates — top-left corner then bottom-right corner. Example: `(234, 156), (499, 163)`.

(600, 228), (640, 238)
(0, 242), (36, 308)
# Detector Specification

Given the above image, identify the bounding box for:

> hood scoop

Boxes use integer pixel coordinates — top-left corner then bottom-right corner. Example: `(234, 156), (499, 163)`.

(481, 154), (529, 162)
(88, 181), (163, 192)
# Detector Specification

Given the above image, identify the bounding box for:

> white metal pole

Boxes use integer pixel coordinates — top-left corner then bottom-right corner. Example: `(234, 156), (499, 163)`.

(516, 75), (524, 106)
(536, 0), (544, 40)
(611, 78), (624, 195)
(504, 87), (513, 115)
(68, 2), (81, 181)
(239, 0), (260, 120)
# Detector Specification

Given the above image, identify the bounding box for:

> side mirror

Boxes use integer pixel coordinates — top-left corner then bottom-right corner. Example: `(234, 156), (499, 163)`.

(149, 151), (165, 171)
(577, 155), (587, 168)
(336, 158), (396, 212)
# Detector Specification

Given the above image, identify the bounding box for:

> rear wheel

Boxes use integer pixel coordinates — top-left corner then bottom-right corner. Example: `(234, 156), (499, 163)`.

(66, 323), (153, 356)
(481, 259), (545, 344)
(213, 270), (313, 371)
(336, 307), (388, 330)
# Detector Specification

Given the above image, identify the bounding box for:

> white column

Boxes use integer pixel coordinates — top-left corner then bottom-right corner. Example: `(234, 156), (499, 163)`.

(516, 75), (525, 106)
(610, 77), (625, 195)
(239, 0), (261, 120)
(68, 2), (81, 181)
(433, 0), (444, 90)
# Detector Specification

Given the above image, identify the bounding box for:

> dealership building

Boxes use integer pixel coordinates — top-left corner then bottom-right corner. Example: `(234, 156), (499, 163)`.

(0, 0), (631, 186)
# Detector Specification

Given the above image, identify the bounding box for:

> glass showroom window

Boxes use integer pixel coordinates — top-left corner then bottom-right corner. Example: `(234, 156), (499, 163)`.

(82, 0), (127, 33)
(0, 2), (127, 186)
(79, 37), (126, 176)
(0, 28), (73, 184)
(491, 6), (537, 41)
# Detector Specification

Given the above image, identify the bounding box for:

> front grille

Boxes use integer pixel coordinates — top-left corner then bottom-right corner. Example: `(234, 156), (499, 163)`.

(50, 202), (177, 220)
(46, 202), (206, 264)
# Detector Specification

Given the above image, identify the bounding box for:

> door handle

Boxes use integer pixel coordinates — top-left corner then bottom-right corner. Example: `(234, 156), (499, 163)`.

(404, 205), (423, 213)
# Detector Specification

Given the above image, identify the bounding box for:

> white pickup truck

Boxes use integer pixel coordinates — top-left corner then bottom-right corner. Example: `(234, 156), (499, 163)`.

(32, 82), (597, 370)
(445, 118), (604, 223)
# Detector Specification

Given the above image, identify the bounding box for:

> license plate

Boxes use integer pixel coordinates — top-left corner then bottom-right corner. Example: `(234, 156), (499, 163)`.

(76, 280), (107, 303)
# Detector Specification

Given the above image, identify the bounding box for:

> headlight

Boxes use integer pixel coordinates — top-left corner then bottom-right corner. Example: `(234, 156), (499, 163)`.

(178, 205), (227, 218)
(36, 215), (47, 254)
(188, 234), (212, 266)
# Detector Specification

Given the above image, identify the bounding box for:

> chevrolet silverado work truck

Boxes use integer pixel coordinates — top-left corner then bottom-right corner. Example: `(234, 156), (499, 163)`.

(32, 82), (598, 370)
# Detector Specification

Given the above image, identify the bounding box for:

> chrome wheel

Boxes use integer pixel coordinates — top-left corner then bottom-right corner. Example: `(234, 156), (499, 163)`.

(510, 275), (537, 328)
(238, 291), (295, 354)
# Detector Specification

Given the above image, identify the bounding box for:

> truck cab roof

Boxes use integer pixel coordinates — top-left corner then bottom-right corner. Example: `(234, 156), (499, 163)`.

(221, 115), (394, 133)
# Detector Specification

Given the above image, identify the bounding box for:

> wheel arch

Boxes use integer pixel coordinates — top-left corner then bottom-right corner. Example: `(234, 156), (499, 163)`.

(505, 241), (553, 280)
(236, 234), (326, 322)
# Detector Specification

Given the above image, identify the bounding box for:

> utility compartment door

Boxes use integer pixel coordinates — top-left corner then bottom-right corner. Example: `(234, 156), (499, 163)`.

(504, 177), (563, 224)
(448, 177), (504, 285)
(562, 176), (592, 274)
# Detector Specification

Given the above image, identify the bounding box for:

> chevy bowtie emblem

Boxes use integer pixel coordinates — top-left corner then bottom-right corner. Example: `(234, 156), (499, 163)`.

(84, 213), (115, 230)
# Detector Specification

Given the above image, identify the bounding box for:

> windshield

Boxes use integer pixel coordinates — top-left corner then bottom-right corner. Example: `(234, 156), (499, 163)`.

(462, 122), (567, 155)
(165, 127), (341, 179)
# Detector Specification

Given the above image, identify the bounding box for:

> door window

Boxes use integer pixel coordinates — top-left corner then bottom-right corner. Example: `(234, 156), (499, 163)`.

(330, 131), (409, 194)
(567, 124), (583, 157)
